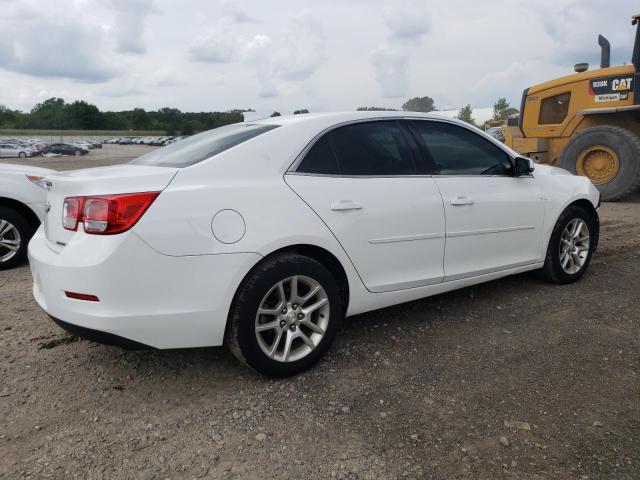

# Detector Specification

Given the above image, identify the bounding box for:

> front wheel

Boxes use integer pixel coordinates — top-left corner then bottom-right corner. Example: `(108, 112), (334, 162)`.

(18, 152), (26, 158)
(538, 204), (597, 284)
(226, 253), (343, 377)
(561, 125), (640, 201)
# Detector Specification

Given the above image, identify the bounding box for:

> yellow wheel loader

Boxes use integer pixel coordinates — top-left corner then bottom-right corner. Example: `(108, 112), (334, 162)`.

(504, 13), (640, 201)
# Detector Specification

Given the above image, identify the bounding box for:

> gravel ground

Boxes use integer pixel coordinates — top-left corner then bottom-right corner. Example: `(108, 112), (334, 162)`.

(1, 149), (639, 479)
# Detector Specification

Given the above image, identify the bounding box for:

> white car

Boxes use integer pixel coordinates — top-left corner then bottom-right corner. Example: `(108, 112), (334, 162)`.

(0, 143), (33, 158)
(0, 164), (53, 269)
(28, 112), (600, 376)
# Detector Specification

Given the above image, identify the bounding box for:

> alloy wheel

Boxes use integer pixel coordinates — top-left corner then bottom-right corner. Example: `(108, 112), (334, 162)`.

(559, 218), (590, 274)
(0, 219), (21, 263)
(255, 275), (330, 363)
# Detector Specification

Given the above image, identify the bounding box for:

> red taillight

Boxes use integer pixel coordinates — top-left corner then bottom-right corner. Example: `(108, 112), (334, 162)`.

(62, 192), (159, 235)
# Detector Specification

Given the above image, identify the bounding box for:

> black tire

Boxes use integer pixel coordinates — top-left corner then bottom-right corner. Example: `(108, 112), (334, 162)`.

(560, 125), (640, 201)
(538, 204), (597, 284)
(0, 206), (33, 271)
(18, 152), (26, 158)
(226, 253), (343, 377)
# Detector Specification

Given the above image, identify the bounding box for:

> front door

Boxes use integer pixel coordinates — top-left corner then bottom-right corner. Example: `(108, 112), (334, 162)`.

(409, 119), (545, 281)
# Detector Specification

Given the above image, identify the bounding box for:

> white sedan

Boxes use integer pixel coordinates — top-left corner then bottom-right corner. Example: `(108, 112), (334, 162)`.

(28, 112), (600, 376)
(0, 143), (34, 158)
(0, 164), (53, 269)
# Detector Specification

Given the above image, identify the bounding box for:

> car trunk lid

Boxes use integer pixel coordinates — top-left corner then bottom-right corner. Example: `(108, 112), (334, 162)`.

(42, 165), (179, 248)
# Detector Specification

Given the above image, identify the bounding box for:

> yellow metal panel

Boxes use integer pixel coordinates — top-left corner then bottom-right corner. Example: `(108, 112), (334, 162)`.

(513, 137), (549, 153)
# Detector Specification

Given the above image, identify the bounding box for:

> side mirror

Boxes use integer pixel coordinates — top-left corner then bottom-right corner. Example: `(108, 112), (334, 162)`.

(514, 156), (535, 176)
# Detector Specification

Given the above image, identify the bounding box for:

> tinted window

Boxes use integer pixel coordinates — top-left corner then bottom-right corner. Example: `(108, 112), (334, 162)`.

(411, 121), (512, 175)
(131, 123), (279, 167)
(539, 92), (570, 124)
(297, 134), (340, 174)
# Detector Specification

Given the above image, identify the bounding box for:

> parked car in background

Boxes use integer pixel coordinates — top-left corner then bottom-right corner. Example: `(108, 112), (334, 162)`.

(29, 112), (600, 377)
(73, 141), (94, 151)
(485, 126), (505, 142)
(42, 143), (88, 156)
(0, 143), (34, 158)
(0, 164), (53, 270)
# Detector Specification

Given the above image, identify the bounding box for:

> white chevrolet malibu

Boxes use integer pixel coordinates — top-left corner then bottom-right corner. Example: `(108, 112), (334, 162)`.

(29, 112), (600, 376)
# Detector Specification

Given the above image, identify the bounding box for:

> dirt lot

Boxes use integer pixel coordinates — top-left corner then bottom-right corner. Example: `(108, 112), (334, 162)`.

(1, 148), (639, 479)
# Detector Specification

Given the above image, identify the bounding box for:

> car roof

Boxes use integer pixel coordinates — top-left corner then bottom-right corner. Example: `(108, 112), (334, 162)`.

(252, 110), (448, 127)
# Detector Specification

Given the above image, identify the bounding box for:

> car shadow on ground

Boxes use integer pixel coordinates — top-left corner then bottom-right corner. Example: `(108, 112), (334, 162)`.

(53, 269), (546, 383)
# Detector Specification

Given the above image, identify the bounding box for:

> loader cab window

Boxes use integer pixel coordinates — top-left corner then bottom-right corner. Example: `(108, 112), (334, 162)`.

(538, 92), (571, 125)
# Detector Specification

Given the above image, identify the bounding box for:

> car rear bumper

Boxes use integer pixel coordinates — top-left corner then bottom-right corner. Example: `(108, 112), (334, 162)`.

(28, 227), (261, 349)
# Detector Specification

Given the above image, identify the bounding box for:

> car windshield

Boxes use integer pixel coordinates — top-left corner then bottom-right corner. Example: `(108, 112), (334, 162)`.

(130, 123), (279, 168)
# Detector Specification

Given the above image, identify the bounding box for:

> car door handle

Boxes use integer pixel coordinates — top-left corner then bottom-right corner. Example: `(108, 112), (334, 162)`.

(330, 200), (363, 211)
(450, 196), (474, 206)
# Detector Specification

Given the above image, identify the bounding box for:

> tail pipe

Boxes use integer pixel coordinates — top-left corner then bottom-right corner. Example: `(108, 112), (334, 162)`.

(598, 34), (610, 69)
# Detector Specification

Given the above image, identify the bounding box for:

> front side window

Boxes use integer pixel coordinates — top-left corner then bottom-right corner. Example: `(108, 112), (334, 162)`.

(538, 92), (571, 125)
(411, 121), (512, 175)
(297, 121), (415, 175)
(131, 123), (279, 167)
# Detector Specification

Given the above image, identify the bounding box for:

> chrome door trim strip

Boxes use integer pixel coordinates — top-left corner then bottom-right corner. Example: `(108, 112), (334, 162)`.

(368, 232), (445, 244)
(447, 225), (535, 238)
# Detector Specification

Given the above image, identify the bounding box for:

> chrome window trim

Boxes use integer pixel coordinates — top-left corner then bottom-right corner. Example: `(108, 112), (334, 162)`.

(288, 116), (520, 177)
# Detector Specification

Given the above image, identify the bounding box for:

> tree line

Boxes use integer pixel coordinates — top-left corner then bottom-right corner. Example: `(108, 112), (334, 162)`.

(357, 96), (518, 129)
(0, 98), (247, 134)
(0, 96), (519, 134)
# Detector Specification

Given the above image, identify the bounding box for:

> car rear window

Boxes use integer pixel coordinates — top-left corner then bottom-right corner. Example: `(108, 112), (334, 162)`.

(130, 123), (279, 167)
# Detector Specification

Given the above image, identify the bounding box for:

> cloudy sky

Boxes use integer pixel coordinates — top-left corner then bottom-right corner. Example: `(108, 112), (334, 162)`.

(0, 0), (636, 114)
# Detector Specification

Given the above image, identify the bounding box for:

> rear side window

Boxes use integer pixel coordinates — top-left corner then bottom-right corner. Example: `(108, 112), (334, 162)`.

(411, 121), (512, 175)
(297, 134), (340, 174)
(130, 123), (279, 167)
(297, 121), (415, 175)
(538, 92), (571, 125)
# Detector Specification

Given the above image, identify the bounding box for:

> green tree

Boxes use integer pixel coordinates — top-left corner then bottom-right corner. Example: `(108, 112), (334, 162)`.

(402, 96), (436, 113)
(65, 100), (102, 129)
(492, 97), (510, 122)
(456, 104), (476, 126)
(29, 98), (67, 129)
(131, 108), (150, 130)
(293, 109), (309, 114)
(270, 111), (281, 117)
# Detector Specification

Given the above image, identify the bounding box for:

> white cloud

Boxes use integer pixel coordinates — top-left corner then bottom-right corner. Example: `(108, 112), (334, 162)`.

(0, 0), (120, 82)
(106, 0), (160, 55)
(189, 19), (240, 63)
(0, 0), (636, 115)
(383, 1), (431, 40)
(371, 46), (409, 98)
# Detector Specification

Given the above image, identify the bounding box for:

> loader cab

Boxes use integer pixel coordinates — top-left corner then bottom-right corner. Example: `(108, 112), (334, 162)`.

(503, 13), (640, 201)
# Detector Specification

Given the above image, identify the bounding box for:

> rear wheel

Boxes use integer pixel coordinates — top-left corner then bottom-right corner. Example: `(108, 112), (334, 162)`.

(0, 207), (32, 270)
(561, 125), (640, 201)
(538, 204), (596, 284)
(226, 253), (343, 377)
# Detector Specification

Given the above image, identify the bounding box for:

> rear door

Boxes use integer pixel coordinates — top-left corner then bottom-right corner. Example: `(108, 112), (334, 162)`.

(285, 120), (445, 293)
(409, 119), (545, 281)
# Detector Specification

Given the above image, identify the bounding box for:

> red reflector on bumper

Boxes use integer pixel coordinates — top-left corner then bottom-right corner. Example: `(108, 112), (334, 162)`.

(65, 291), (100, 302)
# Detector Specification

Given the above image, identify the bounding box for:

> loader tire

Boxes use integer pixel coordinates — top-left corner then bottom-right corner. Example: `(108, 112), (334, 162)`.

(560, 125), (640, 201)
